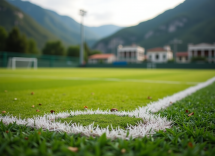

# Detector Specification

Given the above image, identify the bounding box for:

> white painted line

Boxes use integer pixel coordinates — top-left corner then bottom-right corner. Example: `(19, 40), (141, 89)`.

(0, 74), (200, 85)
(1, 77), (215, 139)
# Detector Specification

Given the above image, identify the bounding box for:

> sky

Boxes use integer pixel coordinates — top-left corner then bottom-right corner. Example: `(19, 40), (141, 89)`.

(24, 0), (185, 27)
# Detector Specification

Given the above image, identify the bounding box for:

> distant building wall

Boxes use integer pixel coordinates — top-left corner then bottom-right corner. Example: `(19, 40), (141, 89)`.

(188, 43), (215, 63)
(176, 52), (189, 63)
(147, 46), (173, 63)
(117, 45), (145, 63)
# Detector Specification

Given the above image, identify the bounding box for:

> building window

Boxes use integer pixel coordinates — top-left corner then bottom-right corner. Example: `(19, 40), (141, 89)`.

(179, 57), (182, 61)
(124, 52), (126, 58)
(133, 51), (136, 57)
(148, 55), (151, 60)
(129, 51), (132, 58)
(212, 50), (214, 57)
(197, 51), (201, 56)
(156, 54), (159, 60)
(204, 50), (209, 57)
(163, 54), (166, 59)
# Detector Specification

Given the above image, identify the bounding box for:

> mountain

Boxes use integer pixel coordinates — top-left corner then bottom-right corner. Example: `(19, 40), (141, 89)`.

(88, 25), (123, 39)
(8, 0), (123, 47)
(93, 0), (215, 53)
(0, 0), (59, 49)
(7, 0), (98, 46)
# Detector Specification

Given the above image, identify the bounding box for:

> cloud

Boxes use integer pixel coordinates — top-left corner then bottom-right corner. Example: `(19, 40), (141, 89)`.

(22, 0), (185, 26)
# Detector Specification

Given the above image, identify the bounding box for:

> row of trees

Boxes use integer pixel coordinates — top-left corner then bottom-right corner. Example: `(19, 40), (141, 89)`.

(43, 40), (101, 61)
(0, 27), (101, 62)
(0, 27), (39, 54)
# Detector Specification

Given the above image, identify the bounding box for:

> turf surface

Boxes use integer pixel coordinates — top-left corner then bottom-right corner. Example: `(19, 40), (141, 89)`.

(60, 114), (143, 130)
(1, 80), (215, 156)
(0, 68), (215, 128)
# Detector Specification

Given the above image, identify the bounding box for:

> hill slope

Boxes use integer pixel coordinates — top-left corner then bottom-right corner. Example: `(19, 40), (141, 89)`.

(8, 0), (95, 46)
(0, 0), (59, 49)
(88, 25), (123, 39)
(8, 0), (123, 47)
(93, 0), (215, 53)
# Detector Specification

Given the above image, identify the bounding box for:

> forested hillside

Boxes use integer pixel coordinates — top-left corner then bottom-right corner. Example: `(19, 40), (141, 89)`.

(94, 0), (215, 53)
(0, 0), (59, 49)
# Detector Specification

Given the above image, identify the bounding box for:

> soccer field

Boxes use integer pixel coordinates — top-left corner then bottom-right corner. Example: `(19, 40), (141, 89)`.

(0, 68), (215, 120)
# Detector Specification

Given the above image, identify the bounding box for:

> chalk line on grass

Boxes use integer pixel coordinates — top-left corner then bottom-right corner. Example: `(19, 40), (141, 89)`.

(1, 77), (215, 139)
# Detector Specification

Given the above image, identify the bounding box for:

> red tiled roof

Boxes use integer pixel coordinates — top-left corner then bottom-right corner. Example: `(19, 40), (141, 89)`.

(176, 52), (188, 57)
(147, 47), (166, 52)
(89, 54), (114, 59)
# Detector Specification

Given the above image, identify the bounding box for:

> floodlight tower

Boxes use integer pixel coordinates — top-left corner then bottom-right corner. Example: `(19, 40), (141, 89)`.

(79, 9), (87, 66)
(171, 38), (182, 61)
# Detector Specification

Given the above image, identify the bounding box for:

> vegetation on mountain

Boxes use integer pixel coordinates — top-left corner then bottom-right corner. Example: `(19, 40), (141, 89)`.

(94, 0), (215, 53)
(42, 41), (66, 56)
(5, 27), (28, 53)
(67, 46), (80, 57)
(0, 26), (7, 51)
(27, 39), (39, 54)
(89, 24), (124, 39)
(0, 26), (39, 54)
(1, 24), (101, 61)
(67, 43), (102, 62)
(8, 0), (123, 47)
(0, 0), (58, 49)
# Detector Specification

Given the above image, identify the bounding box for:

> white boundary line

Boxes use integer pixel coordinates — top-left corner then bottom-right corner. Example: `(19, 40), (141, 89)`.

(0, 74), (200, 85)
(1, 77), (215, 140)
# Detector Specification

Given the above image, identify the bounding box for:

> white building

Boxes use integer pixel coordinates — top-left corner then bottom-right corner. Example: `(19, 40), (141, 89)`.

(147, 46), (173, 63)
(117, 45), (145, 63)
(88, 54), (116, 64)
(188, 43), (215, 62)
(176, 52), (189, 63)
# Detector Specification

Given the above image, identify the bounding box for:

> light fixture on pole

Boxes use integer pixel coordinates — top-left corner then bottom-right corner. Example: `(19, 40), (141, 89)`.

(79, 9), (87, 66)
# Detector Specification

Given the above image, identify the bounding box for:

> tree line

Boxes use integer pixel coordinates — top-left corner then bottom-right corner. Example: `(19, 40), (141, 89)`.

(0, 27), (101, 62)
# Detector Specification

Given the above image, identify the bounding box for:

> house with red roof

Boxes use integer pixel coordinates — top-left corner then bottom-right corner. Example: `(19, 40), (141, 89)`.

(88, 54), (116, 64)
(147, 46), (173, 63)
(176, 52), (189, 63)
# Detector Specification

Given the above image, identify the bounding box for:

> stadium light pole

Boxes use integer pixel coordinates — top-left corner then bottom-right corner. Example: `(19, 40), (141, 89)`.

(79, 9), (87, 66)
(171, 38), (182, 61)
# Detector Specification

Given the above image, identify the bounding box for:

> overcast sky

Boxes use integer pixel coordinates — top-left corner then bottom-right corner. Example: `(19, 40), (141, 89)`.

(24, 0), (185, 27)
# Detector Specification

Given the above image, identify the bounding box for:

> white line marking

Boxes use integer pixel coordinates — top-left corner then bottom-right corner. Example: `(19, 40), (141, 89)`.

(1, 77), (215, 139)
(0, 74), (200, 85)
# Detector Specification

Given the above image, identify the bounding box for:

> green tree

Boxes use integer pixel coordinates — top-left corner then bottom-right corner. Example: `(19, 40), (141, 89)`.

(27, 39), (39, 54)
(42, 41), (65, 56)
(84, 42), (91, 56)
(0, 26), (7, 51)
(6, 27), (28, 53)
(67, 46), (80, 57)
(191, 57), (207, 62)
(90, 50), (102, 56)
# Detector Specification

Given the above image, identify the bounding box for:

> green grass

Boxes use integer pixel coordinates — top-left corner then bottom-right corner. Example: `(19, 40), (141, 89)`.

(1, 80), (215, 156)
(0, 68), (215, 128)
(60, 114), (143, 130)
